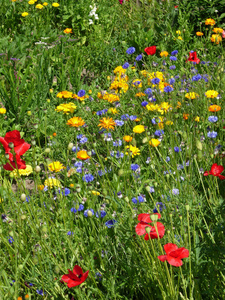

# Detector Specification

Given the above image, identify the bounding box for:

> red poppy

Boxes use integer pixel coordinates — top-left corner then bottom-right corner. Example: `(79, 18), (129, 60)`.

(0, 130), (30, 170)
(204, 163), (225, 180)
(174, 5), (178, 8)
(144, 46), (156, 56)
(135, 213), (165, 240)
(158, 243), (189, 267)
(61, 265), (89, 288)
(187, 51), (200, 64)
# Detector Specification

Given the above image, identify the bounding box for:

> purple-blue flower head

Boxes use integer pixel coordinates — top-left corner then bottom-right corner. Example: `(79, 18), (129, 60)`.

(135, 54), (142, 61)
(171, 50), (178, 55)
(83, 174), (94, 183)
(144, 88), (152, 95)
(169, 65), (176, 70)
(84, 208), (95, 217)
(122, 62), (129, 69)
(207, 131), (217, 138)
(208, 116), (218, 123)
(126, 47), (136, 54)
(151, 78), (160, 84)
(170, 56), (177, 61)
(78, 89), (86, 97)
(105, 219), (117, 228)
(164, 86), (173, 92)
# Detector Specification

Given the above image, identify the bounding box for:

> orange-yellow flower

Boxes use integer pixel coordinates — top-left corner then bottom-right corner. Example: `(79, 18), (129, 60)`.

(77, 150), (90, 160)
(149, 139), (160, 147)
(57, 91), (73, 98)
(123, 135), (133, 142)
(183, 113), (189, 120)
(48, 161), (64, 172)
(125, 145), (140, 157)
(196, 32), (203, 36)
(211, 34), (222, 44)
(213, 28), (223, 33)
(205, 90), (219, 98)
(133, 125), (145, 134)
(208, 105), (221, 112)
(205, 18), (216, 26)
(160, 51), (169, 57)
(67, 116), (85, 127)
(98, 117), (116, 130)
(64, 28), (72, 34)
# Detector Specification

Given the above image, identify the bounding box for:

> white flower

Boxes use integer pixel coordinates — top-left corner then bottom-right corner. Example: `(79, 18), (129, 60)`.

(89, 19), (94, 25)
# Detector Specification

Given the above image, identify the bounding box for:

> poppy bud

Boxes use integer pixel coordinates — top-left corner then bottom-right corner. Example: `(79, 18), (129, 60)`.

(118, 169), (124, 176)
(45, 148), (51, 153)
(31, 140), (36, 146)
(87, 210), (93, 217)
(5, 153), (9, 159)
(186, 204), (190, 211)
(20, 194), (26, 201)
(145, 227), (151, 233)
(125, 196), (129, 202)
(196, 139), (202, 150)
(145, 186), (151, 192)
(87, 151), (92, 156)
(68, 143), (73, 150)
(54, 266), (60, 274)
(142, 137), (148, 144)
(18, 264), (23, 270)
(21, 215), (26, 220)
(150, 214), (159, 221)
(35, 166), (41, 173)
(9, 231), (14, 237)
(33, 257), (38, 264)
(8, 142), (14, 149)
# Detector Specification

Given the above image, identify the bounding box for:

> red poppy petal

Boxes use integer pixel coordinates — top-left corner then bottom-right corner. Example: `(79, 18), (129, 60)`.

(167, 256), (183, 267)
(67, 280), (82, 288)
(135, 222), (151, 236)
(0, 137), (10, 152)
(158, 255), (168, 262)
(14, 142), (30, 156)
(211, 163), (224, 175)
(176, 248), (189, 259)
(61, 274), (71, 283)
(138, 213), (161, 223)
(73, 265), (83, 276)
(218, 174), (225, 180)
(144, 233), (150, 241)
(149, 222), (165, 239)
(4, 130), (24, 147)
(203, 171), (209, 176)
(164, 243), (178, 254)
(3, 159), (26, 171)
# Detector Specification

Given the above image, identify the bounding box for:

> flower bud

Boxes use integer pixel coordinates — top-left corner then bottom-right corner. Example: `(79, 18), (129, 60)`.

(45, 148), (51, 154)
(68, 143), (73, 150)
(20, 194), (26, 201)
(42, 226), (48, 233)
(145, 227), (151, 233)
(186, 204), (190, 211)
(35, 166), (41, 173)
(31, 140), (36, 146)
(8, 142), (14, 149)
(21, 215), (26, 220)
(150, 214), (159, 222)
(5, 153), (9, 159)
(125, 196), (129, 203)
(18, 264), (23, 270)
(54, 266), (60, 274)
(87, 210), (93, 217)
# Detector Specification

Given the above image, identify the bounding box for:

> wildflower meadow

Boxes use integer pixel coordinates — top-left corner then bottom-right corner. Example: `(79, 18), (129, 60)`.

(0, 0), (225, 299)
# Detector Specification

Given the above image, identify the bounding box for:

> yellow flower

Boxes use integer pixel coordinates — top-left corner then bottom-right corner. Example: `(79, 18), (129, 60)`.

(88, 90), (92, 94)
(43, 2), (48, 6)
(103, 93), (120, 103)
(36, 4), (44, 9)
(22, 12), (29, 17)
(0, 198), (3, 203)
(133, 125), (145, 134)
(205, 18), (216, 26)
(196, 32), (203, 36)
(177, 101), (182, 108)
(38, 184), (45, 190)
(55, 103), (77, 114)
(69, 183), (74, 188)
(108, 108), (118, 115)
(123, 135), (133, 142)
(195, 116), (200, 122)
(12, 165), (33, 177)
(72, 94), (89, 102)
(77, 150), (90, 160)
(91, 191), (100, 196)
(160, 51), (169, 57)
(211, 34), (222, 44)
(114, 66), (126, 75)
(176, 30), (181, 35)
(205, 90), (218, 98)
(208, 105), (221, 112)
(48, 161), (64, 173)
(52, 2), (60, 7)
(57, 91), (73, 98)
(28, 0), (35, 4)
(64, 28), (72, 34)
(125, 145), (140, 157)
(185, 92), (199, 99)
(149, 139), (160, 147)
(135, 92), (145, 97)
(49, 88), (53, 93)
(146, 103), (160, 111)
(132, 79), (142, 88)
(98, 117), (116, 130)
(0, 108), (6, 114)
(213, 28), (223, 33)
(177, 36), (183, 40)
(165, 120), (173, 125)
(183, 113), (189, 120)
(44, 178), (61, 188)
(67, 116), (85, 127)
(158, 102), (172, 114)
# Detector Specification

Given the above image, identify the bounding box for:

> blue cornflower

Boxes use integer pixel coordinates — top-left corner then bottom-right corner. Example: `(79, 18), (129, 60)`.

(138, 195), (145, 202)
(96, 211), (107, 218)
(171, 50), (178, 55)
(166, 156), (170, 162)
(154, 130), (164, 137)
(136, 54), (142, 61)
(151, 118), (157, 125)
(169, 65), (176, 70)
(153, 202), (166, 213)
(77, 89), (85, 97)
(141, 101), (148, 107)
(74, 161), (82, 168)
(172, 188), (179, 195)
(78, 204), (84, 211)
(95, 272), (102, 281)
(116, 151), (124, 158)
(115, 120), (124, 126)
(207, 131), (217, 138)
(151, 78), (160, 84)
(8, 236), (14, 244)
(169, 78), (175, 85)
(25, 196), (30, 203)
(70, 208), (77, 213)
(148, 187), (155, 193)
(79, 137), (88, 144)
(192, 74), (202, 81)
(131, 164), (140, 171)
(72, 146), (80, 153)
(77, 134), (83, 139)
(177, 164), (184, 170)
(126, 47), (135, 54)
(175, 75), (179, 79)
(144, 88), (152, 95)
(122, 62), (129, 69)
(174, 146), (181, 153)
(76, 167), (82, 174)
(113, 140), (122, 147)
(164, 86), (173, 92)
(208, 116), (218, 123)
(96, 110), (103, 116)
(36, 289), (46, 296)
(64, 188), (70, 196)
(83, 174), (94, 183)
(67, 231), (74, 235)
(130, 115), (137, 121)
(170, 56), (177, 61)
(121, 114), (129, 120)
(132, 197), (137, 204)
(84, 208), (95, 217)
(105, 219), (117, 228)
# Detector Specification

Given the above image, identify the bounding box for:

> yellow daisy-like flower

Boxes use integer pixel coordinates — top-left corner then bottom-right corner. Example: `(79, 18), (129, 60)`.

(146, 103), (160, 111)
(72, 94), (89, 102)
(205, 18), (216, 26)
(57, 91), (73, 98)
(195, 116), (200, 122)
(36, 4), (44, 9)
(44, 178), (61, 188)
(21, 12), (29, 17)
(55, 103), (77, 114)
(133, 125), (145, 134)
(91, 191), (100, 196)
(38, 184), (45, 190)
(0, 108), (6, 114)
(176, 30), (181, 35)
(140, 70), (149, 77)
(211, 34), (222, 44)
(28, 0), (35, 4)
(123, 135), (133, 142)
(177, 101), (182, 108)
(114, 66), (126, 75)
(43, 2), (48, 6)
(196, 32), (203, 36)
(177, 36), (183, 40)
(160, 51), (169, 57)
(135, 92), (145, 97)
(165, 120), (173, 126)
(132, 79), (142, 88)
(213, 28), (223, 34)
(125, 145), (141, 157)
(52, 2), (60, 7)
(64, 28), (72, 34)
(108, 108), (118, 115)
(77, 150), (90, 160)
(48, 161), (64, 173)
(103, 93), (120, 103)
(185, 92), (199, 99)
(98, 117), (116, 131)
(66, 116), (85, 127)
(208, 105), (221, 112)
(110, 80), (129, 93)
(149, 139), (160, 147)
(12, 165), (33, 177)
(205, 90), (219, 98)
(158, 102), (172, 114)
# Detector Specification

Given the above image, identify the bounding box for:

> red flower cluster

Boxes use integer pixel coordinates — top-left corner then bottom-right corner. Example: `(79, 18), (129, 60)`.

(204, 163), (225, 180)
(61, 265), (89, 288)
(0, 130), (30, 170)
(158, 243), (189, 267)
(187, 51), (200, 64)
(144, 46), (156, 56)
(135, 213), (165, 240)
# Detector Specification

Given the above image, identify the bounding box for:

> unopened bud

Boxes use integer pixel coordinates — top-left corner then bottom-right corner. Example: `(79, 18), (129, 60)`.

(186, 204), (190, 211)
(42, 226), (48, 233)
(125, 196), (129, 203)
(87, 210), (93, 217)
(31, 140), (36, 146)
(54, 266), (60, 274)
(8, 142), (14, 149)
(150, 214), (159, 222)
(145, 227), (151, 233)
(21, 215), (26, 220)
(20, 194), (26, 201)
(35, 166), (41, 173)
(68, 143), (73, 150)
(45, 148), (51, 154)
(5, 153), (9, 159)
